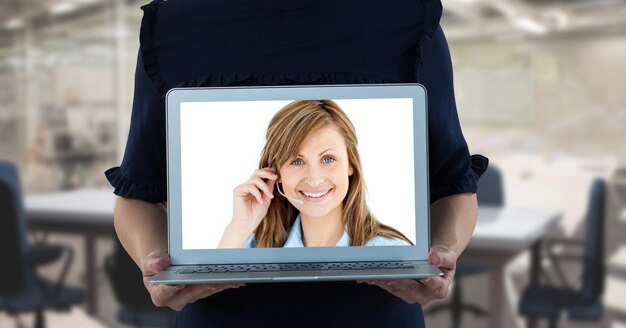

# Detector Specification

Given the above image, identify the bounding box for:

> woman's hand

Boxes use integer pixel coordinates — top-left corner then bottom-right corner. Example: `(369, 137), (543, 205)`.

(358, 245), (457, 306)
(142, 251), (245, 311)
(219, 168), (278, 248)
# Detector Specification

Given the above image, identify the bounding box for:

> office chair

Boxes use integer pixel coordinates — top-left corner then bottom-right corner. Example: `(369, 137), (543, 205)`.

(426, 164), (503, 328)
(0, 160), (85, 328)
(519, 178), (605, 328)
(104, 238), (176, 327)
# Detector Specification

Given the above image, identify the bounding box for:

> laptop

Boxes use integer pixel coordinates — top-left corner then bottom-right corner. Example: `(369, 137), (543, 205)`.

(150, 84), (441, 284)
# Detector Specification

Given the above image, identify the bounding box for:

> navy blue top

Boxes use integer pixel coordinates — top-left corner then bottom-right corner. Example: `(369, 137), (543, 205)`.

(105, 0), (488, 326)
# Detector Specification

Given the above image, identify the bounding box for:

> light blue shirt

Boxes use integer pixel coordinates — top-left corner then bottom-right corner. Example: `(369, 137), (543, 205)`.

(244, 215), (409, 248)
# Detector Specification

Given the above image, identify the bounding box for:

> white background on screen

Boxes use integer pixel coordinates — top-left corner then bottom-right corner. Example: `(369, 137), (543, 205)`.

(180, 98), (416, 249)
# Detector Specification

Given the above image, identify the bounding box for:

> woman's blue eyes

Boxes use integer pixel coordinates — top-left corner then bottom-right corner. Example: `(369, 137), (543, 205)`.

(290, 157), (335, 165)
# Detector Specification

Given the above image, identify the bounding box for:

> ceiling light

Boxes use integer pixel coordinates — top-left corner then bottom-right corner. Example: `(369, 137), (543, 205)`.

(50, 2), (78, 15)
(513, 17), (548, 35)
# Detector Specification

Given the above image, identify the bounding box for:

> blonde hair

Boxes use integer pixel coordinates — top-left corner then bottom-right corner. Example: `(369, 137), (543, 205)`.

(254, 100), (412, 247)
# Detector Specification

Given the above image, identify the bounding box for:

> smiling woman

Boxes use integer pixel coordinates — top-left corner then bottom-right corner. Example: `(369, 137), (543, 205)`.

(217, 100), (412, 249)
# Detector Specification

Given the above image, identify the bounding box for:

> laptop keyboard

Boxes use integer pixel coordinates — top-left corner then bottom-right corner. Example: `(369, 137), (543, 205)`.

(177, 261), (415, 274)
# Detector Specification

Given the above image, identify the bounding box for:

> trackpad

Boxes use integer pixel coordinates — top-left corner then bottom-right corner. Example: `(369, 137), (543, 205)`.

(276, 271), (325, 277)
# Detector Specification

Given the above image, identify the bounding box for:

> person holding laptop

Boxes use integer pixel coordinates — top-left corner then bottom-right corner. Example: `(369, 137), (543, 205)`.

(106, 0), (487, 326)
(219, 100), (412, 249)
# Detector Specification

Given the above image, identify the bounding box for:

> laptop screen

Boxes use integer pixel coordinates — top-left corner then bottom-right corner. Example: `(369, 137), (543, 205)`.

(178, 98), (416, 250)
(168, 87), (428, 262)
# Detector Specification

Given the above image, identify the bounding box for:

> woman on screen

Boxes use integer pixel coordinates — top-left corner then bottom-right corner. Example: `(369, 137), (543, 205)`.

(218, 100), (412, 248)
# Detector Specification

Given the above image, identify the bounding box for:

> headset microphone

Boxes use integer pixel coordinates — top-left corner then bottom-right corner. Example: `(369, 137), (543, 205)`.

(276, 183), (304, 205)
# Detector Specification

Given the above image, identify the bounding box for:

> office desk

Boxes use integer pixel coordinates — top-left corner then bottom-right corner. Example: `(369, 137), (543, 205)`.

(464, 206), (562, 328)
(25, 188), (117, 315)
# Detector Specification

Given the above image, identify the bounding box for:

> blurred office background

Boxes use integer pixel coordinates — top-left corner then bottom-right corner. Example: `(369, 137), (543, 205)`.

(0, 0), (625, 327)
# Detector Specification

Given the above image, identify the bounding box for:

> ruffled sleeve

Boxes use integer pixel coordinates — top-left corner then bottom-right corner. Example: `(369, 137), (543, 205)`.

(104, 49), (167, 203)
(417, 25), (489, 203)
(430, 155), (489, 202)
(104, 167), (166, 203)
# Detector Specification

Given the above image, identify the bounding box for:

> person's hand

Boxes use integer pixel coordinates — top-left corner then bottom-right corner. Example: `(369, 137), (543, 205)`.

(224, 168), (278, 244)
(358, 245), (457, 306)
(142, 251), (245, 311)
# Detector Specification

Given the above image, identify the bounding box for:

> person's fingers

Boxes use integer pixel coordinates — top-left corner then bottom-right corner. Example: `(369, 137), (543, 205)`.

(178, 285), (220, 308)
(189, 288), (219, 304)
(389, 279), (420, 290)
(363, 279), (447, 305)
(429, 245), (457, 270)
(385, 280), (424, 303)
(262, 192), (273, 206)
(428, 251), (441, 267)
(166, 285), (213, 310)
(249, 178), (274, 199)
(370, 280), (416, 303)
(419, 275), (451, 300)
(169, 283), (246, 311)
(189, 283), (245, 304)
(267, 177), (276, 195)
(239, 184), (264, 205)
(253, 169), (279, 181)
(140, 253), (183, 308)
(148, 283), (186, 308)
(142, 252), (170, 276)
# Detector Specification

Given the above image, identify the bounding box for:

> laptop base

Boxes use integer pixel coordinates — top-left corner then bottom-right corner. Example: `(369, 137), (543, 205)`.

(150, 261), (442, 285)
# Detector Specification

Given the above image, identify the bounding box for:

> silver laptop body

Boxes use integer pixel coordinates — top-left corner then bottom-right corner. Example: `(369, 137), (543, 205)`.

(151, 84), (441, 284)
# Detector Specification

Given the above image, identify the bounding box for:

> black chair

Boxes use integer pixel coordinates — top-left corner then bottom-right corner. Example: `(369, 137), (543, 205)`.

(519, 178), (605, 328)
(426, 164), (503, 328)
(104, 238), (176, 327)
(0, 160), (85, 328)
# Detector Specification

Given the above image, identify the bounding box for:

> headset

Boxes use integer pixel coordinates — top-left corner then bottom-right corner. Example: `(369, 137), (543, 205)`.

(272, 166), (304, 205)
(276, 182), (304, 205)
